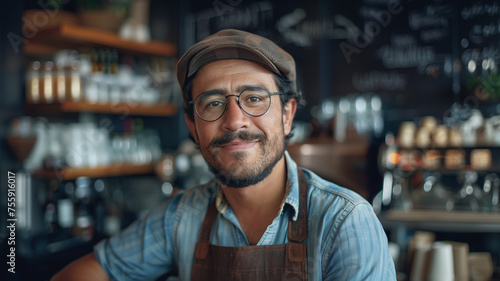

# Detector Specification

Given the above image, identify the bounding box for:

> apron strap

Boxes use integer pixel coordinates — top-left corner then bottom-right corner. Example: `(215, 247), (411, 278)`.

(288, 168), (308, 243)
(195, 199), (218, 259)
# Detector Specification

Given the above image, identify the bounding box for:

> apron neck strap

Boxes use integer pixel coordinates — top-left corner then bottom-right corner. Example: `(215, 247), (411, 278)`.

(197, 197), (218, 244)
(288, 167), (308, 243)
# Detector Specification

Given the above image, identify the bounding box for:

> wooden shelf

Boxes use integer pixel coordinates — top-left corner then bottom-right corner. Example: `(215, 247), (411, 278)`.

(25, 101), (178, 117)
(24, 23), (177, 57)
(379, 209), (500, 233)
(33, 163), (154, 180)
(23, 23), (179, 117)
(382, 209), (500, 224)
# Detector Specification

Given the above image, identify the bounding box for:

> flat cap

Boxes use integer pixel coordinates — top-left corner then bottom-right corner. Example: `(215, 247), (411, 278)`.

(176, 29), (296, 102)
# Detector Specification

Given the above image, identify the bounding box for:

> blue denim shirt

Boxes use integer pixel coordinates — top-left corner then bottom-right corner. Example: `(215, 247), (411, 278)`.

(94, 151), (396, 280)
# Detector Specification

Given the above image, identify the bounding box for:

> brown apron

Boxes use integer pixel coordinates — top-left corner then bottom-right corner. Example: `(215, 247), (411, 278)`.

(191, 168), (308, 281)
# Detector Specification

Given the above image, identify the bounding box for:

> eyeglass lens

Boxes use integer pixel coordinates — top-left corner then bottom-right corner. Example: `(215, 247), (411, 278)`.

(194, 89), (272, 121)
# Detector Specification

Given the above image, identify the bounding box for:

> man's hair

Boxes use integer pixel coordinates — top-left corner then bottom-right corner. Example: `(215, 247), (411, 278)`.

(183, 73), (304, 146)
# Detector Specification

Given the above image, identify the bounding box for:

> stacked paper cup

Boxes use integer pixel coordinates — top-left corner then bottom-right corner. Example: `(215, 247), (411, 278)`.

(427, 242), (454, 281)
(410, 241), (465, 281)
(408, 238), (495, 281)
(448, 242), (470, 281)
(410, 243), (432, 281)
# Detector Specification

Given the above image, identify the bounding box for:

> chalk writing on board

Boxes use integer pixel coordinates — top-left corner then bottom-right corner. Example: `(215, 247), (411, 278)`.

(468, 21), (500, 44)
(188, 1), (274, 41)
(407, 3), (452, 44)
(277, 9), (361, 47)
(353, 70), (407, 92)
(408, 9), (449, 31)
(376, 34), (436, 69)
(461, 2), (500, 20)
(420, 29), (449, 43)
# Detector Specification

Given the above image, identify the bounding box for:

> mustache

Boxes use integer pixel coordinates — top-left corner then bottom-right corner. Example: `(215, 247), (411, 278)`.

(210, 130), (266, 146)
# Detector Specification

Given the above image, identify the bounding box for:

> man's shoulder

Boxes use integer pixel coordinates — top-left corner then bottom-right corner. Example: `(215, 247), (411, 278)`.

(302, 168), (370, 208)
(175, 179), (218, 210)
(301, 168), (380, 238)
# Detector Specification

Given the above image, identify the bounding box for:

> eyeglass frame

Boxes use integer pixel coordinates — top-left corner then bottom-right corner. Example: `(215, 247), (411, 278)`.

(189, 89), (283, 122)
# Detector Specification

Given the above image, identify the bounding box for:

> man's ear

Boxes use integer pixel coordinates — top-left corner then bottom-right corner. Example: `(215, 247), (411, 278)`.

(283, 99), (297, 135)
(185, 114), (198, 144)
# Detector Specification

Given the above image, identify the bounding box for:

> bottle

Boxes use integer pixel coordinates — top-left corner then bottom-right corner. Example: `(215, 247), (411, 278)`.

(104, 187), (122, 236)
(109, 50), (121, 103)
(481, 174), (500, 212)
(110, 49), (119, 75)
(26, 61), (41, 103)
(72, 177), (94, 241)
(90, 49), (98, 73)
(93, 179), (106, 237)
(412, 172), (454, 211)
(391, 171), (412, 211)
(453, 171), (482, 212)
(492, 174), (500, 213)
(44, 180), (60, 235)
(99, 50), (110, 104)
(42, 61), (55, 103)
(57, 181), (75, 232)
(55, 60), (66, 102)
(68, 60), (82, 101)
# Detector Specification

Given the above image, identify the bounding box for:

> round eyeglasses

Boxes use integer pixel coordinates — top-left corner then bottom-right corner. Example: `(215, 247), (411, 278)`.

(190, 88), (282, 122)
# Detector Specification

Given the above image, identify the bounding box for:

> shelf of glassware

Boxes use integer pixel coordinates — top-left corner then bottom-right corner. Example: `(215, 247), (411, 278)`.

(33, 163), (154, 180)
(378, 209), (500, 233)
(25, 100), (178, 117)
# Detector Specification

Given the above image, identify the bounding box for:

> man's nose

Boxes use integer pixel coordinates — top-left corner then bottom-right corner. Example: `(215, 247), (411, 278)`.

(220, 97), (250, 131)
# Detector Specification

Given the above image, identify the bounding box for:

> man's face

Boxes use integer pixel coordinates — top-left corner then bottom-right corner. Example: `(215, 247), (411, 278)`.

(186, 59), (296, 188)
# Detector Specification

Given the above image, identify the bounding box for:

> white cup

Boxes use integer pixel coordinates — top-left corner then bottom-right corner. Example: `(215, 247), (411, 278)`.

(427, 242), (454, 281)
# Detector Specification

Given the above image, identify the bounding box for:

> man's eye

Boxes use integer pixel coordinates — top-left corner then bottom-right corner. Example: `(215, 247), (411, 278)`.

(206, 100), (224, 108)
(245, 95), (264, 103)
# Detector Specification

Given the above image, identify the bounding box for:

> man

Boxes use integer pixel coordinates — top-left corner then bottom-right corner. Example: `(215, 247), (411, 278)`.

(52, 29), (396, 281)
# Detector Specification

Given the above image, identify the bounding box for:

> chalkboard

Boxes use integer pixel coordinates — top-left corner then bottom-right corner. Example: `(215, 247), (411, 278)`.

(182, 0), (500, 125)
(325, 0), (499, 121)
(321, 0), (458, 122)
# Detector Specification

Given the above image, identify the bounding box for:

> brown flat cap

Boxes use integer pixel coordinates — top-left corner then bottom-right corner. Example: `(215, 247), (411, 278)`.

(176, 29), (296, 102)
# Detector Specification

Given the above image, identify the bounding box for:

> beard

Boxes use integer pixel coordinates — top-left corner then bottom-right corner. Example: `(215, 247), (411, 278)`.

(199, 127), (286, 188)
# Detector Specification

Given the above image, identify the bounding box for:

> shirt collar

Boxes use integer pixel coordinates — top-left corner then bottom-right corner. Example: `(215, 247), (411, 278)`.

(283, 150), (300, 221)
(215, 151), (301, 221)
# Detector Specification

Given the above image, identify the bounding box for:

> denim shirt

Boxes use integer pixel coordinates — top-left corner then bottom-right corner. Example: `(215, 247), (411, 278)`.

(94, 151), (396, 280)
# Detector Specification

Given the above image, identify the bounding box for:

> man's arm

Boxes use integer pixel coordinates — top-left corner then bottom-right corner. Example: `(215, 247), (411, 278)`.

(51, 253), (109, 281)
